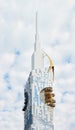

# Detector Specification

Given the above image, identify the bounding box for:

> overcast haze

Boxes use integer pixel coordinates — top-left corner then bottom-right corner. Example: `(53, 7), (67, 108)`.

(0, 0), (75, 130)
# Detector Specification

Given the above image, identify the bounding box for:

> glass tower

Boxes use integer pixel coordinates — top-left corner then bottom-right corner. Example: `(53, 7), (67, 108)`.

(22, 13), (55, 130)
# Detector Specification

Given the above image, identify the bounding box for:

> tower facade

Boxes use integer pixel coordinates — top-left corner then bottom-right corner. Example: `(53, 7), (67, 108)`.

(23, 13), (56, 130)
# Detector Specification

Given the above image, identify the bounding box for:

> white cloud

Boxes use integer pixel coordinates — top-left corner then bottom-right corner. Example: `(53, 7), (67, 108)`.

(0, 0), (75, 130)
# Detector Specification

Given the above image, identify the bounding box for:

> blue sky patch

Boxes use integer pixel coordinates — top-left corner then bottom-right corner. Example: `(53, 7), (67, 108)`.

(4, 73), (10, 83)
(7, 85), (12, 90)
(64, 55), (72, 64)
(14, 49), (20, 56)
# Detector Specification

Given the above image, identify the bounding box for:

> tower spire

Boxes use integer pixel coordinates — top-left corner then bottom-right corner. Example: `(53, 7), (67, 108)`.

(31, 12), (43, 70)
(34, 12), (40, 51)
(36, 11), (38, 39)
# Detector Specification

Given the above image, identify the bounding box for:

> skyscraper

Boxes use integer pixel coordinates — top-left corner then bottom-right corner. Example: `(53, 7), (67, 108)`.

(22, 13), (56, 130)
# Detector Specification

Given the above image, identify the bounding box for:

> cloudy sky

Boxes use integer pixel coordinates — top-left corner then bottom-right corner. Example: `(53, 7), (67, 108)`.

(0, 0), (75, 130)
